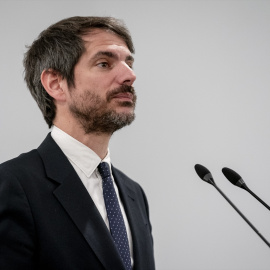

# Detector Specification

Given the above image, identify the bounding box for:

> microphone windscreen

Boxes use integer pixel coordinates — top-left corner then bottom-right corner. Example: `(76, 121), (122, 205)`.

(222, 167), (241, 185)
(194, 164), (210, 180)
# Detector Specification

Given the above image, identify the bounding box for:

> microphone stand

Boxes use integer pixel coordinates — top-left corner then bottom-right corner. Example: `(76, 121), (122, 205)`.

(212, 182), (270, 248)
(244, 186), (270, 211)
(195, 164), (270, 248)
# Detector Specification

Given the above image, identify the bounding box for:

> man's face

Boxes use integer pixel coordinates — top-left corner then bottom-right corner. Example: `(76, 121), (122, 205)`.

(66, 29), (137, 134)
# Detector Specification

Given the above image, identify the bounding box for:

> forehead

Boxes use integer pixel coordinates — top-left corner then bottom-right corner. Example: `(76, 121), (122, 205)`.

(82, 29), (131, 55)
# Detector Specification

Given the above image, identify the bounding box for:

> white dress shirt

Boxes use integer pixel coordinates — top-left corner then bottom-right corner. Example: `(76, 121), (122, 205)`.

(51, 126), (133, 264)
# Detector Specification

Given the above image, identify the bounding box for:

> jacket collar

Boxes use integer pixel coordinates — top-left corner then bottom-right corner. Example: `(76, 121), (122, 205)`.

(37, 134), (126, 270)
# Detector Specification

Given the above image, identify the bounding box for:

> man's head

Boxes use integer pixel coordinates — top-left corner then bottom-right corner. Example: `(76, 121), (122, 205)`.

(24, 16), (136, 131)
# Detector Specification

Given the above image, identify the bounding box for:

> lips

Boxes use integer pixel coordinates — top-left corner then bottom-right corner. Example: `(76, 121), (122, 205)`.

(107, 85), (136, 105)
(112, 92), (134, 101)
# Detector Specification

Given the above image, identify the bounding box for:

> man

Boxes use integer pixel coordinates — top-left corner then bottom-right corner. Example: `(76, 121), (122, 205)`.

(0, 16), (155, 270)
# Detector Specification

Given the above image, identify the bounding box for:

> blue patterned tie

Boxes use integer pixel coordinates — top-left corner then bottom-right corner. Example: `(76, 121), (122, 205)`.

(98, 162), (132, 270)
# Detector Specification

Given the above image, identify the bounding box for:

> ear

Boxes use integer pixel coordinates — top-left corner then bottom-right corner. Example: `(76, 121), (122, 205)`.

(40, 69), (67, 101)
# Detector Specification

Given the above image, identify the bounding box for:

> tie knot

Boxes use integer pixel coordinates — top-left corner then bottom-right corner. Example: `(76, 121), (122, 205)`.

(98, 162), (111, 179)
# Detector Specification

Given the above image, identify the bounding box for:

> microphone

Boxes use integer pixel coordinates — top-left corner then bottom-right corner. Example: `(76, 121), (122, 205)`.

(222, 167), (270, 211)
(194, 164), (270, 248)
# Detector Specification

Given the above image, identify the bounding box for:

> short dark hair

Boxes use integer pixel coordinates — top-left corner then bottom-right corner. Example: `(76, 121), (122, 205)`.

(23, 16), (135, 128)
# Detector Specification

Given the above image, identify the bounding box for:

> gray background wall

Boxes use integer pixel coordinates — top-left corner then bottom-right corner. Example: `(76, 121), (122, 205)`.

(1, 0), (270, 269)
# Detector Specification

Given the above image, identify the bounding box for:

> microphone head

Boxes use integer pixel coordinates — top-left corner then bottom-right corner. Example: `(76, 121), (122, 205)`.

(222, 167), (247, 189)
(194, 164), (215, 185)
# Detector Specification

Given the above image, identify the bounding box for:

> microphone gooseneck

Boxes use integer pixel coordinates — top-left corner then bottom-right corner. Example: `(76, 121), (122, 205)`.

(194, 164), (270, 248)
(222, 167), (270, 211)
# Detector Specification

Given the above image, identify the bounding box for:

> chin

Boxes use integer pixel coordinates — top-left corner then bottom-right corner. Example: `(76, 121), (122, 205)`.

(112, 102), (135, 112)
(115, 107), (135, 115)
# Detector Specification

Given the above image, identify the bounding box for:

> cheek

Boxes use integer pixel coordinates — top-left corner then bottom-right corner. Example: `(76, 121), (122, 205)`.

(91, 79), (113, 95)
(76, 73), (116, 97)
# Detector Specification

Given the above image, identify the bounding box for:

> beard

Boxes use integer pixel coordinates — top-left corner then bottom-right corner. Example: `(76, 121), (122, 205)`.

(69, 85), (137, 134)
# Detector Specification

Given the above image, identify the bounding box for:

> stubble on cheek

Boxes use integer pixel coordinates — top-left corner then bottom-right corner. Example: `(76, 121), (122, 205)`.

(69, 86), (136, 134)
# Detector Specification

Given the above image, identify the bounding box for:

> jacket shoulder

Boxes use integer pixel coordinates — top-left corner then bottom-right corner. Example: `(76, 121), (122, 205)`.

(0, 150), (43, 178)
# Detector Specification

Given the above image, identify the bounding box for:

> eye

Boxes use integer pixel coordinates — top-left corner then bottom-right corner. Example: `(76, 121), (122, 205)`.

(97, 61), (110, 68)
(126, 61), (134, 69)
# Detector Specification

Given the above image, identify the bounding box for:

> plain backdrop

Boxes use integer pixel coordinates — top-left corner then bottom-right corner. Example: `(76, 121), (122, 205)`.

(1, 0), (270, 269)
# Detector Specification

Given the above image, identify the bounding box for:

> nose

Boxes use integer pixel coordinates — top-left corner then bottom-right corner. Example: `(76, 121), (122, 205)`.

(117, 62), (136, 86)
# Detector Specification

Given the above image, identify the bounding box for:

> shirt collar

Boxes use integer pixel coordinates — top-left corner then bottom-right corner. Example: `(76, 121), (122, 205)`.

(51, 126), (111, 178)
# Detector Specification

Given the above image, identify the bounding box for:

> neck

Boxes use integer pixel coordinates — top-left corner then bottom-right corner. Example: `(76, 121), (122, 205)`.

(53, 121), (111, 159)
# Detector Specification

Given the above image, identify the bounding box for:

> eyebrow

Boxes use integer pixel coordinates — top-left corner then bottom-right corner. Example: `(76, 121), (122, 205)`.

(91, 51), (134, 63)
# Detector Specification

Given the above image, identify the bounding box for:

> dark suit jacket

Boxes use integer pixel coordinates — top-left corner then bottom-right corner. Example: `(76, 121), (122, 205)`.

(0, 134), (155, 270)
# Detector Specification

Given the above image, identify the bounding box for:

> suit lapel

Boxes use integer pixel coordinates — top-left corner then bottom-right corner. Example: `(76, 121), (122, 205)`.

(112, 166), (150, 269)
(38, 134), (125, 270)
